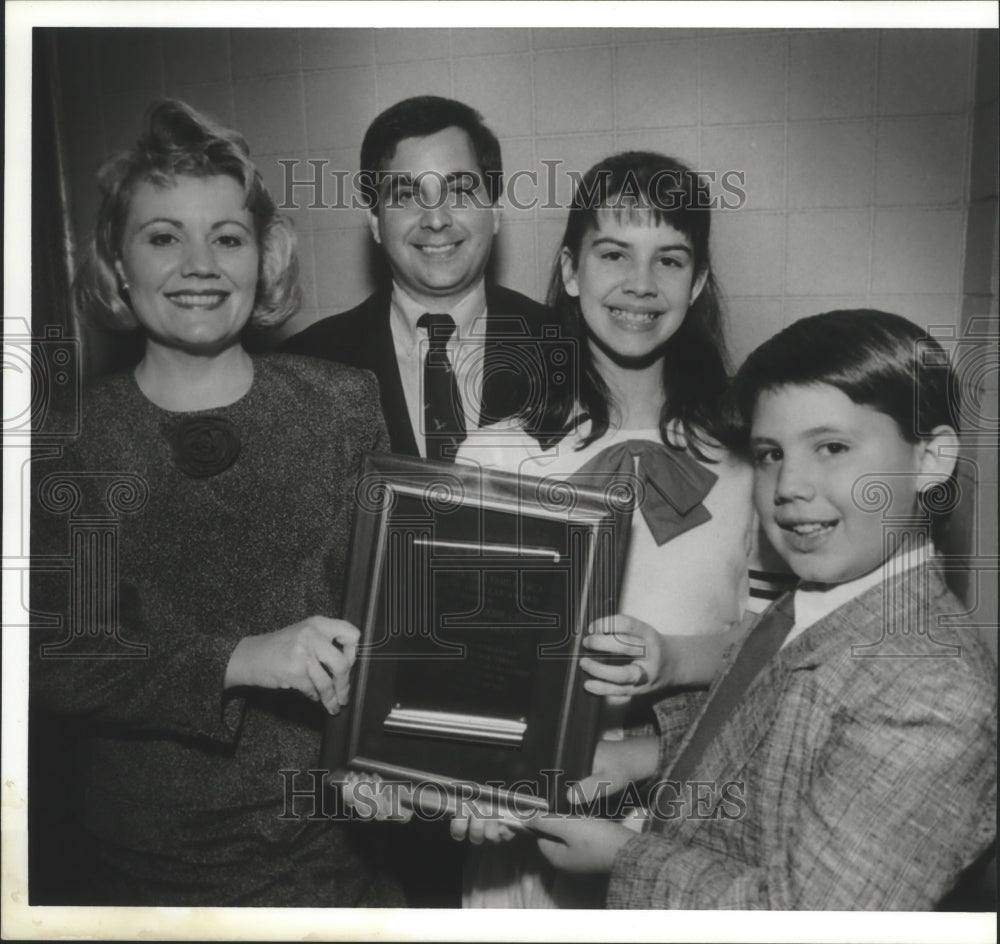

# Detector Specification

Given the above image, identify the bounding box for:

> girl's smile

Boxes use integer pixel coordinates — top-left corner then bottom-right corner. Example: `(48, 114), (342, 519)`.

(607, 305), (666, 328)
(561, 210), (707, 363)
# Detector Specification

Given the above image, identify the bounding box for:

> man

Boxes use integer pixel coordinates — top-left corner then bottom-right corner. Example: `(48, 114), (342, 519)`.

(283, 97), (552, 908)
(283, 95), (552, 460)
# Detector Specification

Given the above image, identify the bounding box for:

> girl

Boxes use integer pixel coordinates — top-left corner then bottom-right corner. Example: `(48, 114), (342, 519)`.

(454, 152), (787, 907)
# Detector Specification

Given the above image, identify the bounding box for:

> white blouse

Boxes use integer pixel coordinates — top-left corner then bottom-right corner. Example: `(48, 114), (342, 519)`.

(457, 419), (757, 645)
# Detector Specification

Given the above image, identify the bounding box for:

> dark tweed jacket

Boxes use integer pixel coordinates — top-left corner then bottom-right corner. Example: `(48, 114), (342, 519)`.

(281, 284), (552, 456)
(608, 562), (997, 910)
(31, 355), (401, 905)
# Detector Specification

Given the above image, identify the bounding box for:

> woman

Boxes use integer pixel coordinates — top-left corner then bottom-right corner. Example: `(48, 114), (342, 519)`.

(30, 100), (403, 907)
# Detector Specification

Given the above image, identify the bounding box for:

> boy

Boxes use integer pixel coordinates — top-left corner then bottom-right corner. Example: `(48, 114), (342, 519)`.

(494, 310), (996, 909)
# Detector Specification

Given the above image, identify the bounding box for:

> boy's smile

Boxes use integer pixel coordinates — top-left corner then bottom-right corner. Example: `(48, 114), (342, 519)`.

(750, 383), (938, 586)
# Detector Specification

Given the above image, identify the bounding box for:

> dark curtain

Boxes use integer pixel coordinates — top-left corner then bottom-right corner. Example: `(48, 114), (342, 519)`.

(29, 28), (92, 904)
(31, 32), (75, 345)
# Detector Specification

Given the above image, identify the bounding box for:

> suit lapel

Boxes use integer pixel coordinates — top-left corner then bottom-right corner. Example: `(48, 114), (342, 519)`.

(480, 287), (511, 429)
(665, 563), (953, 842)
(667, 580), (897, 843)
(479, 285), (553, 429)
(670, 637), (802, 844)
(366, 293), (419, 457)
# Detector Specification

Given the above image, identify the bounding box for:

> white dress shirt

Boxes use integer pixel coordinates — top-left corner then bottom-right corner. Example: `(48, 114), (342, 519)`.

(783, 542), (933, 649)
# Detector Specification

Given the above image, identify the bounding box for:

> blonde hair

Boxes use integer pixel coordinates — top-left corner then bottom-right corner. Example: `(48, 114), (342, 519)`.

(73, 99), (300, 332)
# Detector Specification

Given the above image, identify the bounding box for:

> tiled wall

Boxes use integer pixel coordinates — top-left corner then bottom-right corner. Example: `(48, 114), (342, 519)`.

(53, 27), (988, 366)
(47, 26), (997, 642)
(957, 30), (998, 657)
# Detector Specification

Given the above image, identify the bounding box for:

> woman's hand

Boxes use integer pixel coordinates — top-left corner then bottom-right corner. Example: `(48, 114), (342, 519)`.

(224, 616), (359, 714)
(341, 771), (414, 822)
(580, 615), (667, 704)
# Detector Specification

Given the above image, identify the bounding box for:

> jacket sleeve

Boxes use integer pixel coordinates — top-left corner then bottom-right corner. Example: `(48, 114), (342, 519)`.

(29, 367), (388, 744)
(608, 657), (997, 910)
(29, 442), (249, 745)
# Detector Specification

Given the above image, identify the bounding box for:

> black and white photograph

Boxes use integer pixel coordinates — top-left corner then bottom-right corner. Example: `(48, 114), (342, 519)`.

(3, 2), (997, 941)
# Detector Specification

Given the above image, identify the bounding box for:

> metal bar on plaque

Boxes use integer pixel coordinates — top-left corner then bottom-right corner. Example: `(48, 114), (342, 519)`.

(383, 707), (527, 744)
(412, 536), (560, 562)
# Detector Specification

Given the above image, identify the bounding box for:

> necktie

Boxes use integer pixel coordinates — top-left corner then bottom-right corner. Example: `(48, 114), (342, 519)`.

(417, 312), (467, 463)
(571, 439), (718, 545)
(666, 593), (796, 785)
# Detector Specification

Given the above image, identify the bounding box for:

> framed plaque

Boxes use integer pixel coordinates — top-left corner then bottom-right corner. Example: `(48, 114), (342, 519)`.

(323, 453), (629, 815)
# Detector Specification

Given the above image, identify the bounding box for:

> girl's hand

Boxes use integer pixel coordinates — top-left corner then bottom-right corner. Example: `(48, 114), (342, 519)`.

(582, 618), (744, 701)
(581, 615), (666, 704)
(224, 616), (359, 714)
(527, 814), (634, 874)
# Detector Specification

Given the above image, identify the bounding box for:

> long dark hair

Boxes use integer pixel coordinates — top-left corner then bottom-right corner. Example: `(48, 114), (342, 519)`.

(539, 151), (732, 459)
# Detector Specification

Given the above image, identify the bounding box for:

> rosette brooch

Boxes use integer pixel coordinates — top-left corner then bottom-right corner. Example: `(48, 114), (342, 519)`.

(167, 416), (241, 478)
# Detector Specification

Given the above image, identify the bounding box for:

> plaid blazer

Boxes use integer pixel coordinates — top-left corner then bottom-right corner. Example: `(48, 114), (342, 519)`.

(607, 561), (997, 910)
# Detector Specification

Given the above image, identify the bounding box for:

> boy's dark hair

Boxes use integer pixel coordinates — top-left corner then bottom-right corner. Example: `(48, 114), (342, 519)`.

(541, 151), (732, 459)
(733, 309), (962, 541)
(732, 309), (960, 440)
(358, 96), (503, 208)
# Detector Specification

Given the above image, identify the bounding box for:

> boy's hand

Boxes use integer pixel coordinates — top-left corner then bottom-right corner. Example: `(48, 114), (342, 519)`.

(581, 615), (665, 704)
(526, 814), (634, 874)
(446, 736), (657, 848)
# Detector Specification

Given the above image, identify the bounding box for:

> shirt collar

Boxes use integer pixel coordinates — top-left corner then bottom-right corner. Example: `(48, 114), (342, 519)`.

(792, 542), (933, 634)
(389, 280), (488, 351)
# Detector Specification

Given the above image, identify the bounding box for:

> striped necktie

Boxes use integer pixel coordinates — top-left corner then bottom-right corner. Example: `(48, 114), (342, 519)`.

(417, 312), (467, 463)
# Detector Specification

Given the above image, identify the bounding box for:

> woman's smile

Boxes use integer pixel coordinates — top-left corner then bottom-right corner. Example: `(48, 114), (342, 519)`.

(164, 289), (232, 309)
(116, 174), (259, 355)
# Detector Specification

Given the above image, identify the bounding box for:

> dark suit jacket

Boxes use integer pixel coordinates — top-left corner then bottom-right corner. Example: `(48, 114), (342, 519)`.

(608, 562), (997, 910)
(281, 284), (552, 456)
